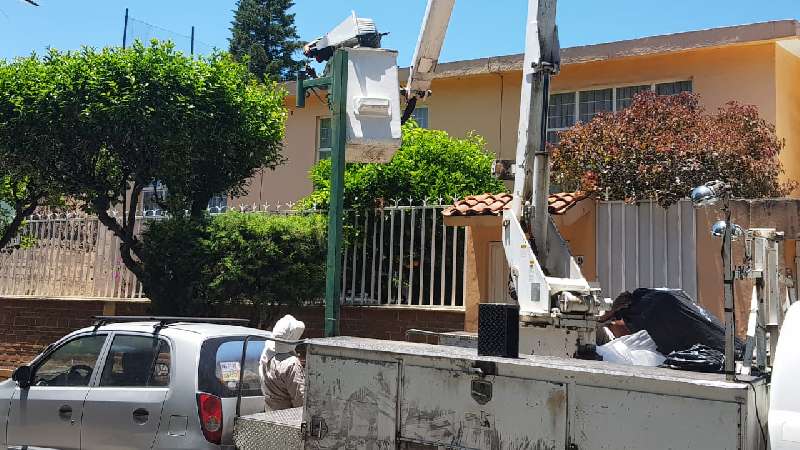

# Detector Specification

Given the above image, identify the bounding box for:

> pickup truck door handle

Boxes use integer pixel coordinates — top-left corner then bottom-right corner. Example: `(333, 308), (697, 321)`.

(133, 408), (150, 425)
(58, 404), (72, 421)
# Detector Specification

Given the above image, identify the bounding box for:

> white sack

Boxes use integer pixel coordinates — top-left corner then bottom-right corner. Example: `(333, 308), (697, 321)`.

(596, 330), (666, 367)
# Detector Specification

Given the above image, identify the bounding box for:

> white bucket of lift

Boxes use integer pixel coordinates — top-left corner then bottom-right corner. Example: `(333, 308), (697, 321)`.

(344, 47), (402, 163)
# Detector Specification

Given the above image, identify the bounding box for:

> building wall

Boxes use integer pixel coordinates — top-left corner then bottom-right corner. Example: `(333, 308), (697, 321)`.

(553, 201), (597, 282)
(775, 40), (800, 194)
(428, 42), (780, 163)
(234, 97), (329, 208)
(245, 41), (796, 205)
(462, 224), (503, 332)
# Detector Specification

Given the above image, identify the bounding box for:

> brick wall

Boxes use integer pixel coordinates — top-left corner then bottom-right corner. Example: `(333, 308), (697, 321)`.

(0, 297), (464, 377)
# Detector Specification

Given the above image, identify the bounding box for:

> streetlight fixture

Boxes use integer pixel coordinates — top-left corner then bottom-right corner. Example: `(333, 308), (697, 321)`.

(690, 180), (737, 380)
(690, 180), (728, 207)
(710, 220), (744, 239)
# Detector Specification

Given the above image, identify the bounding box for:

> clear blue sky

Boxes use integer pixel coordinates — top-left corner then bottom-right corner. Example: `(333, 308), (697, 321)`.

(1, 1), (798, 65)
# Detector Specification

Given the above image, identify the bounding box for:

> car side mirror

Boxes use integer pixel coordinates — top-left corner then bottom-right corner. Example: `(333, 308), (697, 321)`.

(12, 365), (32, 389)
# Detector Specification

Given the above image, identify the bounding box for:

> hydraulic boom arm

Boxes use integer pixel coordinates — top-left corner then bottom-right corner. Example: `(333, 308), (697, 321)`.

(405, 0), (456, 100)
(406, 0), (603, 327)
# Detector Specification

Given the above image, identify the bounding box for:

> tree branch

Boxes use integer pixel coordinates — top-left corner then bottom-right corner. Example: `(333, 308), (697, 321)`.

(125, 182), (144, 237)
(0, 197), (39, 250)
(93, 196), (145, 280)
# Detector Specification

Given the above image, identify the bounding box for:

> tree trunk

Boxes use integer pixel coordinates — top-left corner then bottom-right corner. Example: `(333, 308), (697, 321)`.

(0, 198), (39, 250)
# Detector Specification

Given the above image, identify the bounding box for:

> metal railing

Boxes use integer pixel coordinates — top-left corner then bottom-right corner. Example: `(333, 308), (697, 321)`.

(0, 203), (467, 309)
(341, 201), (466, 308)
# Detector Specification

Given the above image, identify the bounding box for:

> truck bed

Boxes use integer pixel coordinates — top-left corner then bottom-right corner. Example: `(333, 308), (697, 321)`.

(237, 337), (769, 449)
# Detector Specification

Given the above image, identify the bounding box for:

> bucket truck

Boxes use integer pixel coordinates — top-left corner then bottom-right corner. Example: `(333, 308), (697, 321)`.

(230, 1), (798, 448)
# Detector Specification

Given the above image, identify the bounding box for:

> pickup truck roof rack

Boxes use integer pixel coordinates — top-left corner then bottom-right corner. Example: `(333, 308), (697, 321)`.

(92, 316), (250, 332)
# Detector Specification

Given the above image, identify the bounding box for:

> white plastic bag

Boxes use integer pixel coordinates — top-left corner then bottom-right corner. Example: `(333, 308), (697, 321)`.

(596, 330), (666, 366)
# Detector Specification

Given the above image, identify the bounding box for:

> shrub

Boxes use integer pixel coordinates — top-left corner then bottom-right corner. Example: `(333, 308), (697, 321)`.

(139, 212), (326, 322)
(204, 212), (327, 324)
(139, 216), (212, 316)
(551, 92), (795, 207)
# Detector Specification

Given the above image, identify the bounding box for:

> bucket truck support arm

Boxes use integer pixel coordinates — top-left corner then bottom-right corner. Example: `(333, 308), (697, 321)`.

(503, 0), (581, 319)
(402, 0), (456, 123)
(510, 0), (559, 226)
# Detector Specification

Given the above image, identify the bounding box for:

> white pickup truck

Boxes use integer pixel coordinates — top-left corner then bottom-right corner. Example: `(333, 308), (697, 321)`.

(232, 301), (800, 450)
(769, 301), (800, 450)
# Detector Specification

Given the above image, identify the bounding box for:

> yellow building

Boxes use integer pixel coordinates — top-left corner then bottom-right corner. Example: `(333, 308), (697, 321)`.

(236, 19), (800, 208)
(225, 20), (800, 330)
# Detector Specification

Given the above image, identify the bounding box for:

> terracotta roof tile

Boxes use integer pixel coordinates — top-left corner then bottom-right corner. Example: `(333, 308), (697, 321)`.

(442, 193), (512, 217)
(548, 191), (589, 215)
(442, 191), (588, 217)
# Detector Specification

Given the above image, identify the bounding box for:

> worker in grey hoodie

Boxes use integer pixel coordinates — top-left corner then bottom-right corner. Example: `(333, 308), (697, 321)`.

(259, 315), (306, 411)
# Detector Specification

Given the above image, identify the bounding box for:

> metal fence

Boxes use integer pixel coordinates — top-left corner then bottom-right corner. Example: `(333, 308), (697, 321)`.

(0, 215), (145, 299)
(597, 200), (698, 300)
(341, 203), (466, 308)
(0, 204), (467, 308)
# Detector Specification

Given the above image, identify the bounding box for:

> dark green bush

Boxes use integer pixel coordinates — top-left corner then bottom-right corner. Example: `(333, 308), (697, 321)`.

(139, 216), (212, 316)
(139, 212), (326, 322)
(205, 212), (327, 322)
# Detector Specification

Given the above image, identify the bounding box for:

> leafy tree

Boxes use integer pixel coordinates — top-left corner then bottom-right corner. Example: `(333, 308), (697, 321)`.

(551, 92), (795, 207)
(301, 122), (505, 210)
(0, 57), (63, 250)
(21, 41), (287, 303)
(229, 0), (304, 81)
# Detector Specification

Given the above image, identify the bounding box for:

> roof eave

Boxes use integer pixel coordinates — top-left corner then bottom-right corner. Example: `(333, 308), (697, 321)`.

(284, 19), (800, 96)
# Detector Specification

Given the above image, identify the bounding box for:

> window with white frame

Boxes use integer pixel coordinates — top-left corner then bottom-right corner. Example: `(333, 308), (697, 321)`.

(578, 88), (613, 123)
(656, 80), (692, 96)
(616, 84), (651, 110)
(318, 117), (332, 161)
(546, 80), (692, 143)
(411, 106), (429, 128)
(547, 92), (576, 144)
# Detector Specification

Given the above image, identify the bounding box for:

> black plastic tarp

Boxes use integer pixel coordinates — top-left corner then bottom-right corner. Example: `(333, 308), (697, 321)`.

(615, 288), (744, 356)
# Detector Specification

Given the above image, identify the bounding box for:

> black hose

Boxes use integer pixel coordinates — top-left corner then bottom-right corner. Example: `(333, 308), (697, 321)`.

(401, 96), (418, 125)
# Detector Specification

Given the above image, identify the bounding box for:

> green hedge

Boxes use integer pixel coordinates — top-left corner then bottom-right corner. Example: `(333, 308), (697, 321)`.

(139, 212), (326, 322)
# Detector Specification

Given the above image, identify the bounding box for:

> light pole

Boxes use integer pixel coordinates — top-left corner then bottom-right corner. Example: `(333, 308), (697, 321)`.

(690, 180), (737, 380)
(296, 50), (349, 337)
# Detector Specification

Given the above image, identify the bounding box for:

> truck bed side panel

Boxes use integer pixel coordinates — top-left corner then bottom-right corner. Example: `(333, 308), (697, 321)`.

(303, 355), (397, 449)
(400, 365), (567, 450)
(569, 385), (741, 450)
